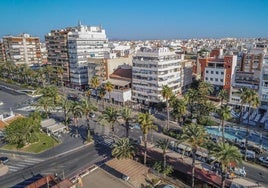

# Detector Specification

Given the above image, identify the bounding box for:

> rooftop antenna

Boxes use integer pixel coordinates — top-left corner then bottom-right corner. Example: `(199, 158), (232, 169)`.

(78, 20), (82, 27)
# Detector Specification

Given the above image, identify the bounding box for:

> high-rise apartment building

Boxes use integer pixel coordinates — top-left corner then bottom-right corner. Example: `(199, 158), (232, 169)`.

(45, 23), (109, 89)
(45, 29), (71, 86)
(1, 34), (41, 65)
(68, 24), (109, 90)
(132, 47), (182, 105)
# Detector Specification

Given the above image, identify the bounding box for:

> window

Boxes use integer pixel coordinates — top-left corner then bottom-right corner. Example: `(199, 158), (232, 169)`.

(206, 70), (209, 73)
(210, 78), (213, 81)
(221, 72), (224, 75)
(205, 77), (208, 80)
(216, 71), (219, 74)
(227, 74), (230, 78)
(215, 78), (218, 81)
(211, 71), (214, 74)
(220, 79), (223, 82)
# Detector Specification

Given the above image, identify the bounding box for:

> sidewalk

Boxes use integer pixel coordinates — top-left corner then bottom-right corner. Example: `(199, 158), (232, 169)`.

(144, 142), (262, 188)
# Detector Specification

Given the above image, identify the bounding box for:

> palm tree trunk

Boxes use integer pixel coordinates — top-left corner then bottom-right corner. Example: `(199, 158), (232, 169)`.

(245, 105), (251, 161)
(144, 134), (148, 165)
(239, 104), (244, 123)
(221, 119), (225, 144)
(191, 150), (196, 188)
(166, 101), (169, 130)
(126, 120), (129, 138)
(221, 168), (226, 188)
(102, 98), (105, 110)
(111, 123), (115, 140)
(87, 118), (91, 139)
(163, 152), (166, 169)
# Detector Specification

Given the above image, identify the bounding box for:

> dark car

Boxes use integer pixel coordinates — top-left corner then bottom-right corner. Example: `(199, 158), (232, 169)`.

(0, 156), (9, 164)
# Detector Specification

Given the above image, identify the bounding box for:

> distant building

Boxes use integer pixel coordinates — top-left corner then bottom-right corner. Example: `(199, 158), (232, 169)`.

(198, 48), (237, 95)
(181, 60), (193, 93)
(132, 47), (183, 105)
(87, 55), (132, 83)
(1, 34), (41, 65)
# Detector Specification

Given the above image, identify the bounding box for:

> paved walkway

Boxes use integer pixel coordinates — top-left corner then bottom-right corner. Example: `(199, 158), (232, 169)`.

(144, 142), (263, 188)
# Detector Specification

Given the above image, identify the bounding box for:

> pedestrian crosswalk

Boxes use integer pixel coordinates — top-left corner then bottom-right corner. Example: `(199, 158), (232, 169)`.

(94, 136), (114, 147)
(7, 157), (45, 173)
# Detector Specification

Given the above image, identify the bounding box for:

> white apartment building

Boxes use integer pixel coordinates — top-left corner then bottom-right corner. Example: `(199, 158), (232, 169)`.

(132, 47), (183, 105)
(67, 23), (109, 90)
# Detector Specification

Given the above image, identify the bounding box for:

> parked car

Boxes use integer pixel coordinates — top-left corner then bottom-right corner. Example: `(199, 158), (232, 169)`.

(258, 156), (268, 167)
(240, 150), (256, 159)
(0, 156), (9, 164)
(232, 167), (246, 177)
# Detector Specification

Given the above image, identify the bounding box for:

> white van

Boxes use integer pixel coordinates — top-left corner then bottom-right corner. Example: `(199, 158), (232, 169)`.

(241, 150), (256, 159)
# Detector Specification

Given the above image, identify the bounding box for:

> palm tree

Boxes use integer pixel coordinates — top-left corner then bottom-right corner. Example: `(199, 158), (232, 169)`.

(239, 87), (249, 123)
(85, 89), (92, 103)
(241, 89), (259, 160)
(161, 85), (173, 130)
(210, 143), (242, 188)
(217, 89), (228, 106)
(185, 88), (198, 119)
(35, 97), (54, 118)
(198, 81), (214, 97)
(90, 76), (100, 101)
(82, 99), (97, 139)
(112, 138), (136, 159)
(137, 112), (154, 165)
(170, 98), (187, 125)
(180, 123), (208, 188)
(56, 67), (64, 87)
(99, 107), (119, 140)
(104, 81), (114, 103)
(155, 139), (170, 169)
(120, 107), (133, 138)
(44, 65), (54, 84)
(217, 104), (231, 143)
(70, 101), (83, 135)
(98, 86), (106, 110)
(59, 97), (72, 128)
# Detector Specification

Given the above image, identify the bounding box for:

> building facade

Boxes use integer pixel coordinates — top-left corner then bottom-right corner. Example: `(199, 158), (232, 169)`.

(132, 47), (182, 105)
(1, 34), (41, 65)
(45, 29), (71, 86)
(68, 24), (109, 90)
(199, 49), (237, 95)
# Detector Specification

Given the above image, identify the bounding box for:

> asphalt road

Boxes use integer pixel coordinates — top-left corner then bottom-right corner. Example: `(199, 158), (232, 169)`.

(0, 143), (111, 187)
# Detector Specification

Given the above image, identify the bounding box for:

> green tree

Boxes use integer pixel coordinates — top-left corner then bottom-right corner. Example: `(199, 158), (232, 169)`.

(241, 89), (259, 160)
(180, 123), (208, 188)
(36, 96), (54, 118)
(170, 98), (187, 125)
(210, 143), (242, 188)
(85, 89), (92, 103)
(90, 76), (100, 101)
(99, 107), (119, 140)
(217, 89), (228, 106)
(217, 104), (231, 143)
(104, 81), (114, 103)
(137, 112), (154, 165)
(161, 85), (173, 130)
(56, 66), (64, 87)
(82, 99), (97, 140)
(185, 88), (198, 119)
(120, 107), (133, 138)
(98, 86), (106, 110)
(70, 101), (83, 135)
(4, 117), (40, 148)
(59, 97), (72, 128)
(112, 138), (136, 159)
(155, 139), (170, 169)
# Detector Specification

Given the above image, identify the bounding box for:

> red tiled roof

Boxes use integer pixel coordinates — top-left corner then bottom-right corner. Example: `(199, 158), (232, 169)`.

(110, 68), (132, 81)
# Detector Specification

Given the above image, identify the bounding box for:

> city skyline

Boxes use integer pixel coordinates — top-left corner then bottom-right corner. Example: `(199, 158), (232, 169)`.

(1, 0), (268, 40)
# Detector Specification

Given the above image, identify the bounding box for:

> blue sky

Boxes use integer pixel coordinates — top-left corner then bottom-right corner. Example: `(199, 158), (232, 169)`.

(1, 0), (268, 40)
